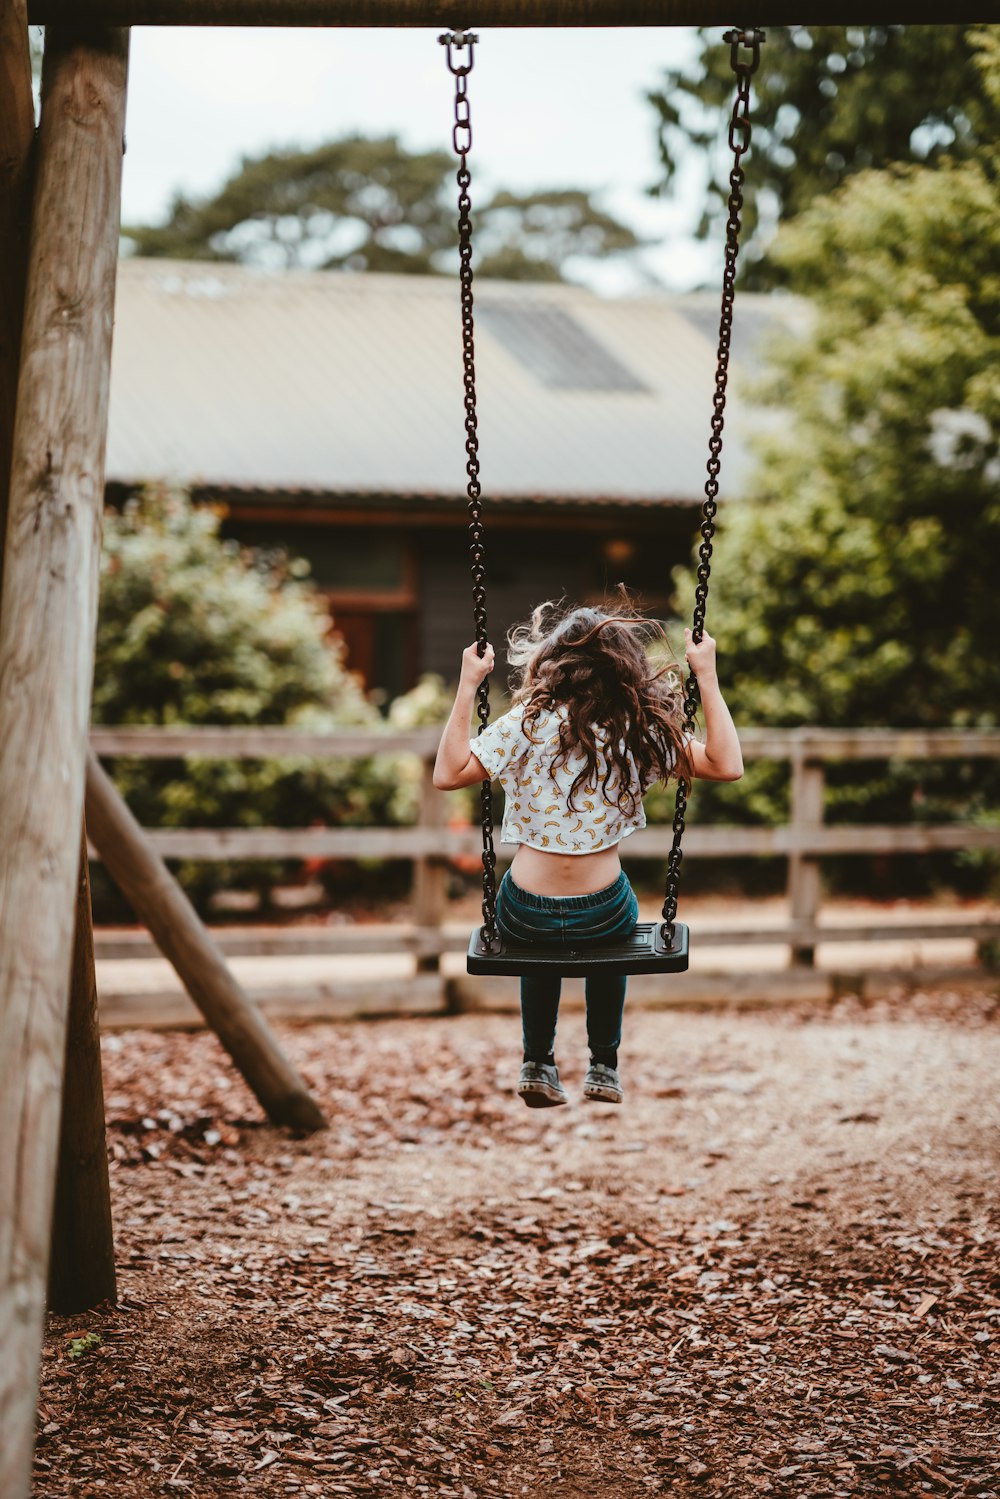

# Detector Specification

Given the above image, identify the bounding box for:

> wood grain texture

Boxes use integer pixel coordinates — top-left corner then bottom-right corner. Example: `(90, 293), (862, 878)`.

(788, 755), (826, 967)
(47, 825), (118, 1315)
(86, 724), (1000, 762)
(85, 750), (327, 1131)
(82, 820), (1000, 862)
(0, 0), (35, 582)
(0, 27), (128, 1499)
(25, 0), (972, 27)
(98, 976), (447, 1029)
(93, 959), (995, 1030)
(90, 917), (1000, 962)
(90, 725), (442, 757)
(413, 756), (446, 973)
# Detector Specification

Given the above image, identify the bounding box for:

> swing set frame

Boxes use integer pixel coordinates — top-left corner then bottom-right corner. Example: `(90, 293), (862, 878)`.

(0, 10), (974, 1498)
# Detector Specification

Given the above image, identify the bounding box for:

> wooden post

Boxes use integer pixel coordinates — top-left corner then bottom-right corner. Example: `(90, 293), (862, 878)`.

(413, 755), (446, 973)
(0, 26), (129, 1499)
(788, 748), (825, 967)
(47, 825), (118, 1314)
(0, 0), (35, 580)
(85, 750), (328, 1132)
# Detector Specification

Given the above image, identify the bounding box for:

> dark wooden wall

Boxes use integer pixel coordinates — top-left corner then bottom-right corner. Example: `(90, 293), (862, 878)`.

(117, 489), (701, 701)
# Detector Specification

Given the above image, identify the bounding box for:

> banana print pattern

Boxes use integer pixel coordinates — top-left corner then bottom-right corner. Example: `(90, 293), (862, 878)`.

(471, 703), (678, 854)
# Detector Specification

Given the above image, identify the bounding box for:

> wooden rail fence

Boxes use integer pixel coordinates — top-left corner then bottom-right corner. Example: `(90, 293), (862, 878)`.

(89, 726), (1000, 976)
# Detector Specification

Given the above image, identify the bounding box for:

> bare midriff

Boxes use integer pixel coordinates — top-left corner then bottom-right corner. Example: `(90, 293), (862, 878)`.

(508, 843), (623, 897)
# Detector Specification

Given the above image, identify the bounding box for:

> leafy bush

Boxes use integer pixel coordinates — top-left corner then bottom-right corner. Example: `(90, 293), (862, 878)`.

(666, 35), (1000, 894)
(93, 486), (412, 914)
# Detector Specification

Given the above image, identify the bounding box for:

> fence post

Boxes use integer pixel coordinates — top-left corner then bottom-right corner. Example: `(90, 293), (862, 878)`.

(413, 755), (446, 973)
(788, 743), (825, 967)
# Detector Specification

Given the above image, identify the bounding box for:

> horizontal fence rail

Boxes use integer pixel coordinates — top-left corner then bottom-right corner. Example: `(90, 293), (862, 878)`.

(89, 725), (1000, 760)
(93, 919), (1000, 962)
(88, 724), (1000, 976)
(89, 822), (1000, 861)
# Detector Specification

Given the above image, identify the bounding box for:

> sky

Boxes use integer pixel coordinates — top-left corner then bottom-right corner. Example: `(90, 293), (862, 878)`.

(53, 25), (721, 296)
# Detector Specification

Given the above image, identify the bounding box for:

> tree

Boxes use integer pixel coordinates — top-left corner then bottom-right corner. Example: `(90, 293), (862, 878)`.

(93, 486), (413, 912)
(670, 31), (999, 852)
(648, 25), (995, 284)
(121, 135), (643, 283)
(703, 188), (998, 732)
(474, 190), (644, 283)
(124, 137), (455, 275)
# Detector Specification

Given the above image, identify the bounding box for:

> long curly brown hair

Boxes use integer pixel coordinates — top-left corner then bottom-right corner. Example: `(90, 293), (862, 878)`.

(506, 597), (692, 815)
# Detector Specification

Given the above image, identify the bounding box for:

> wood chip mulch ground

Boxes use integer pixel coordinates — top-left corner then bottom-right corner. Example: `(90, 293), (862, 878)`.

(36, 986), (1000, 1498)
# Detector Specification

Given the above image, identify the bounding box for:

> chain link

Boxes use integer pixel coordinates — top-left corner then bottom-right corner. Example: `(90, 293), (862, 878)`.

(661, 27), (764, 944)
(441, 30), (499, 950)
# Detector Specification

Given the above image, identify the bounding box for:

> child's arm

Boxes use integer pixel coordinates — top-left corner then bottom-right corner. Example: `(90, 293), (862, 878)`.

(682, 627), (744, 782)
(432, 642), (496, 790)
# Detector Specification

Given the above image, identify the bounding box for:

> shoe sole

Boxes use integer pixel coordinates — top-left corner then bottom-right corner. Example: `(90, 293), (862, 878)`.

(583, 1083), (623, 1104)
(517, 1082), (568, 1108)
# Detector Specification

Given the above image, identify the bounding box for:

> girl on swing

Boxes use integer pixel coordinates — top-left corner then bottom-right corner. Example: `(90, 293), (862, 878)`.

(433, 597), (744, 1109)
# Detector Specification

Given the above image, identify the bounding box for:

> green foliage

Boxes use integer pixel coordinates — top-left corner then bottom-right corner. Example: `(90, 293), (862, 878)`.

(96, 488), (374, 730)
(697, 158), (999, 737)
(386, 673), (454, 729)
(669, 39), (1000, 876)
(94, 487), (413, 910)
(121, 135), (643, 285)
(123, 136), (456, 275)
(649, 25), (995, 284)
(386, 673), (509, 829)
(474, 190), (643, 282)
(67, 1332), (102, 1360)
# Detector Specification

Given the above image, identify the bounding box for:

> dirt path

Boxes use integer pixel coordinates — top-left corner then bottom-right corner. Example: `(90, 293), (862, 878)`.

(37, 989), (1000, 1498)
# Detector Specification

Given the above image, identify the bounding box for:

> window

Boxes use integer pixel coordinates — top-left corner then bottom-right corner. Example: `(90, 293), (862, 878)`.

(478, 303), (648, 393)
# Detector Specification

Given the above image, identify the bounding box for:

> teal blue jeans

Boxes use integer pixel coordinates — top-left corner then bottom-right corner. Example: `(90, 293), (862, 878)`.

(495, 869), (639, 1066)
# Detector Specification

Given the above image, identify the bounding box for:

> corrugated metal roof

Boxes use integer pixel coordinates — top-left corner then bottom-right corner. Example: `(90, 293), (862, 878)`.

(106, 259), (807, 506)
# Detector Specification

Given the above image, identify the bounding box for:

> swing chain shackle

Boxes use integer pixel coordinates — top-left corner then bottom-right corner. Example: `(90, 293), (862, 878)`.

(661, 25), (764, 946)
(442, 29), (499, 950)
(439, 29), (478, 76)
(724, 29), (764, 158)
(439, 31), (479, 154)
(725, 25), (764, 80)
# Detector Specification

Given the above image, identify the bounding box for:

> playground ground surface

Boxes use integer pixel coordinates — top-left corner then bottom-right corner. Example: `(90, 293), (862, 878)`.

(36, 982), (1000, 1498)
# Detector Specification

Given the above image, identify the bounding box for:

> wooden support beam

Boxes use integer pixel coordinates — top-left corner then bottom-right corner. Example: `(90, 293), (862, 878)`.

(0, 26), (129, 1499)
(85, 750), (328, 1132)
(0, 0), (35, 584)
(25, 1), (983, 26)
(48, 827), (118, 1315)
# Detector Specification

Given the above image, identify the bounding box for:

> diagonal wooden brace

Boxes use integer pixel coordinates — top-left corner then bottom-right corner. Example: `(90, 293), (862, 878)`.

(85, 750), (327, 1133)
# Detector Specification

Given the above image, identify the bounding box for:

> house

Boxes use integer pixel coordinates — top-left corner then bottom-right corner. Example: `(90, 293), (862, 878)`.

(105, 258), (805, 698)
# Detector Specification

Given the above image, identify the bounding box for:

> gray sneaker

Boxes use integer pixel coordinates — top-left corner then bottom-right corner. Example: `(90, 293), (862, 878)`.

(583, 1061), (623, 1104)
(517, 1061), (568, 1108)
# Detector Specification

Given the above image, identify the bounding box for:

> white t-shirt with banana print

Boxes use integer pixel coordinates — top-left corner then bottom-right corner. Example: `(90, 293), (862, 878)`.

(470, 702), (679, 854)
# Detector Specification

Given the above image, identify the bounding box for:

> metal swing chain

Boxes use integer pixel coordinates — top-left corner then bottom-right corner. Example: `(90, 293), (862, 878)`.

(441, 30), (499, 949)
(661, 27), (764, 943)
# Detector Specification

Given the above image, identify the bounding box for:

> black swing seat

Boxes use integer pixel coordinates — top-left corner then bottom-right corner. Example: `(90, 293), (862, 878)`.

(467, 922), (689, 977)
